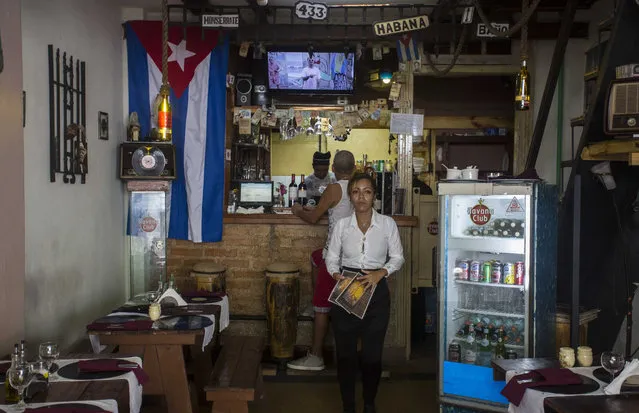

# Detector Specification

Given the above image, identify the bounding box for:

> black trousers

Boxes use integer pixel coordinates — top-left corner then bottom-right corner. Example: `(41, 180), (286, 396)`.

(331, 276), (390, 411)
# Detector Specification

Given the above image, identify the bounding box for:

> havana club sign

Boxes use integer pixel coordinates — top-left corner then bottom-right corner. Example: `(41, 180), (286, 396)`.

(373, 15), (430, 37)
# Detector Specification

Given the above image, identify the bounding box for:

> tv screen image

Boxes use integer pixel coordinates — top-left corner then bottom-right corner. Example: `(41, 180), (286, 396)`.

(267, 51), (355, 92)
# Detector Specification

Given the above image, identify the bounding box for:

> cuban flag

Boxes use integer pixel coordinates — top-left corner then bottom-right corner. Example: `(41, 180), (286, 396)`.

(397, 34), (419, 62)
(125, 21), (229, 243)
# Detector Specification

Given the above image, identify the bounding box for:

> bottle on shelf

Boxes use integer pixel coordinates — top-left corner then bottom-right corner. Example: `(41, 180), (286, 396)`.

(298, 174), (308, 206)
(494, 327), (507, 360)
(462, 323), (477, 365)
(4, 344), (20, 403)
(19, 340), (26, 362)
(288, 174), (298, 208)
(477, 328), (493, 366)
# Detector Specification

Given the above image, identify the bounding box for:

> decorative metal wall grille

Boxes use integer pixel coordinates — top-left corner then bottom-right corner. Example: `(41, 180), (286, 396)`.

(48, 45), (87, 184)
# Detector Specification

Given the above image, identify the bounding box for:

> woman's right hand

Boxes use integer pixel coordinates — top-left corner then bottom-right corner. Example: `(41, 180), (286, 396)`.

(332, 273), (344, 281)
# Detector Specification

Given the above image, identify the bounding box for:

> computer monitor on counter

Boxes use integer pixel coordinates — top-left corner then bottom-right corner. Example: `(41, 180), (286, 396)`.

(239, 181), (274, 209)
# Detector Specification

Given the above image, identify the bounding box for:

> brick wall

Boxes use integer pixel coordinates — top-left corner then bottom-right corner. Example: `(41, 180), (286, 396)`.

(167, 223), (327, 315)
(168, 222), (405, 352)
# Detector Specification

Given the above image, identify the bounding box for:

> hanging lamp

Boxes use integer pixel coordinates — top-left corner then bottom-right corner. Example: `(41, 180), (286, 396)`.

(514, 0), (531, 111)
(155, 0), (173, 141)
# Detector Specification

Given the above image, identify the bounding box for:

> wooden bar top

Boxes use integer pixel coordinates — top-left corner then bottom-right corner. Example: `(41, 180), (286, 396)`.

(544, 393), (639, 413)
(223, 213), (418, 227)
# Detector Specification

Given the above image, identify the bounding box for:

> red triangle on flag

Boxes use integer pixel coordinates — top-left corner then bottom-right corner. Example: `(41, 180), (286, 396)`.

(128, 21), (220, 98)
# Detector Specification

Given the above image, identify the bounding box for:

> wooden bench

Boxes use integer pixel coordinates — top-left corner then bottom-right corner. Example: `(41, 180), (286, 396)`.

(205, 335), (265, 413)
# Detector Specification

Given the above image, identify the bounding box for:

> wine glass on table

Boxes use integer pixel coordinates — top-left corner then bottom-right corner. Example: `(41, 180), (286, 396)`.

(601, 351), (625, 383)
(8, 362), (35, 412)
(39, 342), (60, 374)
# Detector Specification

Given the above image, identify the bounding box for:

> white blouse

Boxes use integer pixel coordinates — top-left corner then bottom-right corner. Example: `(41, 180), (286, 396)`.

(325, 210), (405, 276)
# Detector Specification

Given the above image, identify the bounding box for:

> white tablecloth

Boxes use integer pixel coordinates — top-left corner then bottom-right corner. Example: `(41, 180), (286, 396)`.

(51, 357), (143, 413)
(505, 367), (606, 413)
(0, 399), (118, 412)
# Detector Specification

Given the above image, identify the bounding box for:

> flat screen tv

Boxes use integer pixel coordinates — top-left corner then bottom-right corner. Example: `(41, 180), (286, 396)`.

(266, 50), (355, 95)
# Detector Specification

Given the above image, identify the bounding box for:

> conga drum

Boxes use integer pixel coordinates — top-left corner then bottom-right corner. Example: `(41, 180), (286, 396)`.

(190, 262), (226, 293)
(264, 263), (300, 360)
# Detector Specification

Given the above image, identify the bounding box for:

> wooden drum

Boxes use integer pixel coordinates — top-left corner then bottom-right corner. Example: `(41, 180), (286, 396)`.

(190, 262), (226, 293)
(265, 263), (300, 359)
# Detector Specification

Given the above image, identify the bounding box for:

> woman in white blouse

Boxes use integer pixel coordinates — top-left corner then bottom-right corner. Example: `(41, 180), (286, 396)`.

(325, 173), (405, 413)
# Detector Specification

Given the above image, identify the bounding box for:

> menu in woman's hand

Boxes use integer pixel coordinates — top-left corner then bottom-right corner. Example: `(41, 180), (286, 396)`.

(328, 270), (376, 319)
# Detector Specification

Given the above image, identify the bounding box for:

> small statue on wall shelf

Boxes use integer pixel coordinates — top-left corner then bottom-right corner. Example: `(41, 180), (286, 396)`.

(128, 112), (141, 142)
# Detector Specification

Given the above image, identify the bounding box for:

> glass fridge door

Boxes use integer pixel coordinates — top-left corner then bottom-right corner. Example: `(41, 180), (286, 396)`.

(439, 192), (531, 408)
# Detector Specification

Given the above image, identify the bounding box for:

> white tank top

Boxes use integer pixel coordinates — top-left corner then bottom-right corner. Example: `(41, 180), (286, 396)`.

(323, 180), (352, 258)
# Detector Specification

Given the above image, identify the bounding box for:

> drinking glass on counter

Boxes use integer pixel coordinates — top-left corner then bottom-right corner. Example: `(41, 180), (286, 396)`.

(601, 351), (625, 382)
(8, 362), (35, 411)
(38, 342), (59, 372)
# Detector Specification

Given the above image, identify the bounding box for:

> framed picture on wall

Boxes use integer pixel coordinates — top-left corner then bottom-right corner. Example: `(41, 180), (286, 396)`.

(98, 111), (109, 140)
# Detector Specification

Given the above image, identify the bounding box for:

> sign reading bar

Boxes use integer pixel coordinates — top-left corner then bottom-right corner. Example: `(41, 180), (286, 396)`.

(476, 22), (509, 38)
(202, 14), (240, 28)
(373, 15), (430, 37)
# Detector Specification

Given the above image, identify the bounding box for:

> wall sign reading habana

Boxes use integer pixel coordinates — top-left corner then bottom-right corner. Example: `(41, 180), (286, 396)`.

(201, 14), (240, 28)
(373, 15), (430, 36)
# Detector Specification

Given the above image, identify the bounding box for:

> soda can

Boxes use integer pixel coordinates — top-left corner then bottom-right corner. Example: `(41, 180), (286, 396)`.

(491, 261), (503, 284)
(455, 259), (470, 281)
(481, 261), (492, 283)
(448, 342), (461, 362)
(469, 260), (481, 282)
(515, 261), (525, 285)
(503, 262), (516, 284)
(506, 350), (518, 359)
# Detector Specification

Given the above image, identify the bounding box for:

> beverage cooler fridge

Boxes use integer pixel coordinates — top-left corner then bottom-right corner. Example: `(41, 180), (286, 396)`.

(437, 181), (557, 413)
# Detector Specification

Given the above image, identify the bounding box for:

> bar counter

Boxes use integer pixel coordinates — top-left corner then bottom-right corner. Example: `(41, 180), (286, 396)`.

(167, 213), (418, 358)
(222, 213), (418, 227)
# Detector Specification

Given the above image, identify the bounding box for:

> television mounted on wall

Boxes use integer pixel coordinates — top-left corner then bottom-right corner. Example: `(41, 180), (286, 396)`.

(265, 48), (356, 95)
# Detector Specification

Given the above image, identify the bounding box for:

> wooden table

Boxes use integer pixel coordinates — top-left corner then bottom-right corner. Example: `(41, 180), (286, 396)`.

(544, 393), (639, 413)
(491, 358), (559, 381)
(88, 305), (221, 413)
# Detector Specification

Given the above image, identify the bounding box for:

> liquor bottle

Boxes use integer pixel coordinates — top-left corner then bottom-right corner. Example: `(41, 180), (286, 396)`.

(463, 323), (477, 365)
(156, 85), (172, 141)
(298, 174), (308, 206)
(288, 174), (298, 208)
(515, 59), (530, 111)
(478, 328), (493, 366)
(19, 340), (26, 362)
(4, 344), (20, 403)
(494, 328), (507, 360)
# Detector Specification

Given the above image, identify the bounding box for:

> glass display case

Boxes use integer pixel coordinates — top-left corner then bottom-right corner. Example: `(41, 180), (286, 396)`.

(129, 191), (167, 297)
(437, 181), (557, 412)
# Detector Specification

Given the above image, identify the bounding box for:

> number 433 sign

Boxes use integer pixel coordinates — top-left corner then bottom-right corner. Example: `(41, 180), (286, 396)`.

(295, 1), (328, 21)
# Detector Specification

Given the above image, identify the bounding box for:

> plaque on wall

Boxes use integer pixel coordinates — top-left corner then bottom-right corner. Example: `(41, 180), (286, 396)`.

(119, 143), (176, 180)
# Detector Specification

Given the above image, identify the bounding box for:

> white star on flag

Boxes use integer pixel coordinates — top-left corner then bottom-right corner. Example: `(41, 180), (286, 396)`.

(167, 40), (196, 71)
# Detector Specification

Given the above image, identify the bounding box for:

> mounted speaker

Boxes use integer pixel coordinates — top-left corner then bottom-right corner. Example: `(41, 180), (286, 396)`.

(119, 142), (176, 180)
(605, 78), (639, 135)
(236, 74), (252, 106)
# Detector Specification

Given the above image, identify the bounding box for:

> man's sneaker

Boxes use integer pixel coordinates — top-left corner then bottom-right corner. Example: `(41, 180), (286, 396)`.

(286, 352), (325, 371)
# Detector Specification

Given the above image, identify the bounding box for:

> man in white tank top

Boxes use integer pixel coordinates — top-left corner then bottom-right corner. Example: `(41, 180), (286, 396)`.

(287, 150), (355, 371)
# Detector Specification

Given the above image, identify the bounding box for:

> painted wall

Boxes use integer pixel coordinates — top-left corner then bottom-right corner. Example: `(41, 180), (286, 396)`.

(22, 0), (126, 349)
(271, 128), (396, 177)
(0, 0), (25, 356)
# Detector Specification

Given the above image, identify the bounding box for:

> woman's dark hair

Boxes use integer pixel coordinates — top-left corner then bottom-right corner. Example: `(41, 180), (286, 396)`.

(348, 173), (377, 196)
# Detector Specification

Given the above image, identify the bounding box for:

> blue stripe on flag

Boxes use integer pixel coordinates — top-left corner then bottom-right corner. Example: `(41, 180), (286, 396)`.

(201, 35), (229, 242)
(168, 86), (190, 241)
(125, 24), (151, 138)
